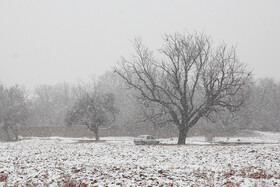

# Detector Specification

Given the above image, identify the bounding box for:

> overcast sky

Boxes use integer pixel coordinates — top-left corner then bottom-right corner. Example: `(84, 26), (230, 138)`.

(0, 0), (279, 89)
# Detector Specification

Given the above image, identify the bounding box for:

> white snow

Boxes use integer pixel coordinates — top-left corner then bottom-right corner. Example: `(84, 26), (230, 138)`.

(0, 131), (280, 186)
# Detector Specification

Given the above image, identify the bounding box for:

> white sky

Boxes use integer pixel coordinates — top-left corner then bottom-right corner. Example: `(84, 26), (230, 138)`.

(0, 0), (280, 89)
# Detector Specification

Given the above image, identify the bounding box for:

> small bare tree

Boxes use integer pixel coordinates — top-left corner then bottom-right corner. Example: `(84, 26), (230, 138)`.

(65, 89), (117, 140)
(115, 32), (252, 144)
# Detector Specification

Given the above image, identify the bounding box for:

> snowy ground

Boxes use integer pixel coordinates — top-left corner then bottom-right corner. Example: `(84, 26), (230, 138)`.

(0, 132), (280, 186)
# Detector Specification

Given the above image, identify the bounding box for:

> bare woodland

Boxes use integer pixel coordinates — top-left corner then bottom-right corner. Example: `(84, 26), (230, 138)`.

(0, 32), (280, 144)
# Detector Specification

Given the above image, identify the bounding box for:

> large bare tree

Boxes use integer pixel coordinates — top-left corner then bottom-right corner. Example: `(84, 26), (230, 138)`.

(115, 32), (252, 144)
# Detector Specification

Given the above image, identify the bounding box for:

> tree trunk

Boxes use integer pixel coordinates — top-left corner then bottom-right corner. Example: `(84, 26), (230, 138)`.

(3, 124), (11, 141)
(177, 128), (188, 145)
(94, 128), (100, 141)
(12, 125), (19, 141)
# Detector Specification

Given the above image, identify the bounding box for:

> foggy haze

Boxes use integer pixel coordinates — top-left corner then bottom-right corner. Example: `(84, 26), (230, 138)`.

(1, 1), (280, 185)
(0, 0), (280, 89)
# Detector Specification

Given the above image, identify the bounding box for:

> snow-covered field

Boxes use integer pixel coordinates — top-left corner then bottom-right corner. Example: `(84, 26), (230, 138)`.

(0, 132), (280, 186)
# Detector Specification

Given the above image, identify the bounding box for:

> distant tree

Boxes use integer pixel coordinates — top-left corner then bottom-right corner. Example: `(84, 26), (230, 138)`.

(0, 84), (29, 141)
(251, 78), (280, 130)
(65, 89), (117, 140)
(205, 81), (253, 132)
(96, 71), (148, 134)
(30, 83), (78, 126)
(115, 32), (252, 144)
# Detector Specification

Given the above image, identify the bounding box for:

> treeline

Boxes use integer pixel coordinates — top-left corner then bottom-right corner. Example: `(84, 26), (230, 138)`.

(0, 71), (279, 141)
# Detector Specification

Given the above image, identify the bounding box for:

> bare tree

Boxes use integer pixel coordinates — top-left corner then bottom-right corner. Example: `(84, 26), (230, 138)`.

(115, 32), (252, 144)
(65, 89), (117, 140)
(0, 84), (29, 141)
